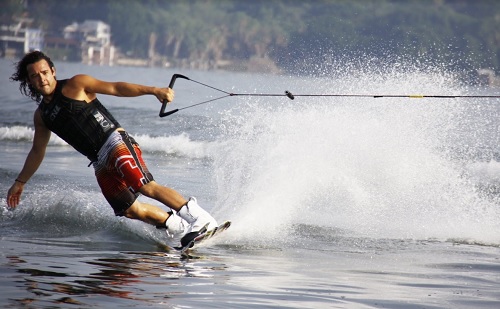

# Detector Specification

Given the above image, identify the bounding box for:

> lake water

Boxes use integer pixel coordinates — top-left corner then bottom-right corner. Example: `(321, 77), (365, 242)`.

(1, 58), (500, 308)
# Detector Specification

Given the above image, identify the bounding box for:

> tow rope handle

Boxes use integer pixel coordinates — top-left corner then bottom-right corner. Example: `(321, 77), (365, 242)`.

(159, 74), (190, 117)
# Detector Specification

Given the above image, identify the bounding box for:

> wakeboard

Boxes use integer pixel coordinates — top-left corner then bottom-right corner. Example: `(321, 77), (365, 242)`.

(175, 220), (231, 254)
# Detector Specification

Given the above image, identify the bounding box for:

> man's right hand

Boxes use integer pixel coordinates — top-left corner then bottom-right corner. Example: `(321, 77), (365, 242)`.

(7, 182), (24, 210)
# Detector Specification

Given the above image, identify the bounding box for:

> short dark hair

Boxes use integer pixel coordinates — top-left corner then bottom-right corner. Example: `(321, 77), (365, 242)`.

(10, 50), (56, 103)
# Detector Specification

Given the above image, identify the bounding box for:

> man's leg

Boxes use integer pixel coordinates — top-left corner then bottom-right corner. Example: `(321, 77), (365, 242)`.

(123, 198), (189, 237)
(139, 181), (217, 233)
(122, 199), (169, 226)
(138, 181), (187, 212)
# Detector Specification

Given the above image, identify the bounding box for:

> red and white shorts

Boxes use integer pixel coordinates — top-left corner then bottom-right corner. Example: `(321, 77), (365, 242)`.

(93, 130), (154, 215)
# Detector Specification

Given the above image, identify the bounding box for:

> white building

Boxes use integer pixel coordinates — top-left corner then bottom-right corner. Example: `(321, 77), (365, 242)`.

(63, 20), (115, 66)
(25, 28), (43, 52)
(0, 17), (43, 57)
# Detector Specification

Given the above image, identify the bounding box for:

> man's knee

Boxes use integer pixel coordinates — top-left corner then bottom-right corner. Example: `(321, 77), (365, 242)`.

(123, 201), (141, 219)
(139, 181), (159, 197)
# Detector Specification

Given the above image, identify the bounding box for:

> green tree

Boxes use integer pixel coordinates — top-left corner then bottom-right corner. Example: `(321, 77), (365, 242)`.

(13, 0), (500, 74)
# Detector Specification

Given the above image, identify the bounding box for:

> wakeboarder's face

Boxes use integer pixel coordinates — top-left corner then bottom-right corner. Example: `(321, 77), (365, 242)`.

(26, 59), (57, 97)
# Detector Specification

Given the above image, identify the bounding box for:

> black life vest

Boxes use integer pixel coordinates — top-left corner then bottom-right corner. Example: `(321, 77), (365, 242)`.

(38, 79), (121, 162)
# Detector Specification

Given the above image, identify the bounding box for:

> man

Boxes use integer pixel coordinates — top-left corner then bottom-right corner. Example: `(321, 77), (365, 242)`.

(6, 50), (217, 248)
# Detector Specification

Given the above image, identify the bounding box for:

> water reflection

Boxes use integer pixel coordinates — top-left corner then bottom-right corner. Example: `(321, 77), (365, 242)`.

(5, 249), (227, 308)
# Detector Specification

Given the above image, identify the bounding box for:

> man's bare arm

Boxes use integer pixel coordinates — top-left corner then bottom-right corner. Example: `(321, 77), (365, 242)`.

(7, 110), (51, 209)
(63, 74), (174, 103)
